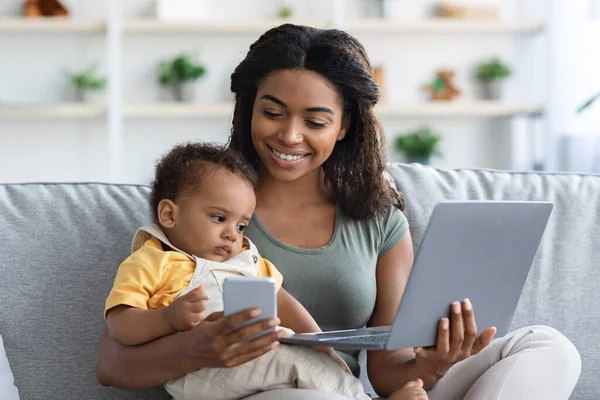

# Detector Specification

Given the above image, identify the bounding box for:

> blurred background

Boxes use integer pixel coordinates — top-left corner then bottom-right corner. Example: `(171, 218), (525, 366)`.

(0, 0), (598, 184)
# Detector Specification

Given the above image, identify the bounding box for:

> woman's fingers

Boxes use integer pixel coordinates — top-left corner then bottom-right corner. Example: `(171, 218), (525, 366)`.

(225, 317), (281, 346)
(472, 326), (497, 354)
(461, 298), (478, 353)
(203, 310), (224, 322)
(221, 340), (280, 368)
(222, 329), (286, 363)
(436, 317), (450, 355)
(449, 301), (465, 353)
(205, 308), (278, 339)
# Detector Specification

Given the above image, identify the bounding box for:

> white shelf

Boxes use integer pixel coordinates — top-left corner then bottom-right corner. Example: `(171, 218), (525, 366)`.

(0, 102), (543, 119)
(123, 102), (544, 118)
(345, 19), (544, 35)
(0, 104), (106, 118)
(123, 19), (329, 34)
(122, 18), (543, 35)
(377, 102), (544, 117)
(125, 103), (234, 117)
(0, 18), (543, 36)
(0, 18), (105, 33)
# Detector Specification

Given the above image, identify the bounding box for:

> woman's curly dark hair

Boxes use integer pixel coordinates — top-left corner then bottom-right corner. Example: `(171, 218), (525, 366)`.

(149, 142), (258, 222)
(228, 23), (404, 220)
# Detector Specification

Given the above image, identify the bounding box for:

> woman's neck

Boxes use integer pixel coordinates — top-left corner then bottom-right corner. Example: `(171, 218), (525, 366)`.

(255, 168), (331, 209)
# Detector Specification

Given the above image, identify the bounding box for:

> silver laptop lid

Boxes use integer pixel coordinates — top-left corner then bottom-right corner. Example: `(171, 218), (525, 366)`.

(386, 201), (553, 350)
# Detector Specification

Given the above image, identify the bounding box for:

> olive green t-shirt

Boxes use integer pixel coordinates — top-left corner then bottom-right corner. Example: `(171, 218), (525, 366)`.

(244, 205), (409, 376)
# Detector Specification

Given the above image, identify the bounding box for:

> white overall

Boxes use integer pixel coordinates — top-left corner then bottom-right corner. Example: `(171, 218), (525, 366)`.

(133, 224), (260, 318)
(133, 225), (370, 400)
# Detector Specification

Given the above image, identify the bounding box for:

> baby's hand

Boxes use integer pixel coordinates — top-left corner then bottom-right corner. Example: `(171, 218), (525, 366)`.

(315, 346), (352, 373)
(163, 287), (209, 331)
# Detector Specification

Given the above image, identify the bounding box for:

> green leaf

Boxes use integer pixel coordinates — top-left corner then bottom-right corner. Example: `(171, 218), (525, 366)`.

(476, 57), (511, 82)
(66, 65), (106, 93)
(577, 92), (600, 113)
(394, 127), (442, 158)
(278, 6), (292, 18)
(159, 53), (207, 86)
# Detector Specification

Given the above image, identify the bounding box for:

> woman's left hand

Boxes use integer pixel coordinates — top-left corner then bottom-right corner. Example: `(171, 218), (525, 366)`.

(413, 299), (497, 383)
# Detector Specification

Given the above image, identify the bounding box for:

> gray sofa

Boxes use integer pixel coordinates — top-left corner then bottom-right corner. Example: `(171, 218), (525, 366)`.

(0, 164), (598, 399)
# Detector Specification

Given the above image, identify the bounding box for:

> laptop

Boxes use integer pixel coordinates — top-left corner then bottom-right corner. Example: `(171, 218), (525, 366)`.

(280, 201), (553, 350)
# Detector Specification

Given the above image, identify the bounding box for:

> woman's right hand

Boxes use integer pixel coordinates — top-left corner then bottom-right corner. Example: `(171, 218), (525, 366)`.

(181, 308), (287, 369)
(412, 299), (497, 385)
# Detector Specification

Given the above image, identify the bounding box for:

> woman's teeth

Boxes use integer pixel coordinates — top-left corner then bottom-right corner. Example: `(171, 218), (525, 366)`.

(273, 149), (305, 161)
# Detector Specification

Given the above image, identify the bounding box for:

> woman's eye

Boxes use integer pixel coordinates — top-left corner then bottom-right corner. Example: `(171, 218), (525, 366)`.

(307, 120), (327, 128)
(264, 110), (283, 119)
(212, 215), (225, 223)
(237, 225), (246, 232)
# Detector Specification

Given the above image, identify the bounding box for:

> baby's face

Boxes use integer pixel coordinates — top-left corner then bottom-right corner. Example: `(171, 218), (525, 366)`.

(168, 168), (256, 262)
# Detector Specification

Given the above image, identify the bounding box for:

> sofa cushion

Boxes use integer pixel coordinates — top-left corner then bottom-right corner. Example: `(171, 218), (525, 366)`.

(0, 183), (169, 400)
(386, 164), (600, 400)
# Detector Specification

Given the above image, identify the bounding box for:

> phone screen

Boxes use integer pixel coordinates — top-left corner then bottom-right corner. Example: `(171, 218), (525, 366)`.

(223, 277), (277, 339)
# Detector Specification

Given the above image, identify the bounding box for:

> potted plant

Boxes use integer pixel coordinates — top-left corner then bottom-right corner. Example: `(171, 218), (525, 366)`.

(394, 127), (442, 165)
(278, 5), (292, 19)
(159, 53), (207, 102)
(66, 66), (106, 103)
(475, 57), (511, 100)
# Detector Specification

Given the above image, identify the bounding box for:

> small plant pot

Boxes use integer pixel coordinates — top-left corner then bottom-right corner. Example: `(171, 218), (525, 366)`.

(480, 80), (503, 100)
(406, 156), (431, 165)
(172, 81), (197, 102)
(75, 90), (104, 103)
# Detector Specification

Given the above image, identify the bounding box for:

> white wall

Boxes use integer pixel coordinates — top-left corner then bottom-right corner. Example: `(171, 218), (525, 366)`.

(547, 0), (600, 172)
(0, 0), (556, 183)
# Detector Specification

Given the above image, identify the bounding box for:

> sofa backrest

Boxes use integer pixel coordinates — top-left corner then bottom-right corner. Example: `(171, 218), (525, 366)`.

(386, 164), (600, 400)
(0, 183), (168, 399)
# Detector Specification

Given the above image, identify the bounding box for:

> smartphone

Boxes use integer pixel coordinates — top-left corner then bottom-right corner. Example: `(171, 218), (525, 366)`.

(222, 276), (277, 339)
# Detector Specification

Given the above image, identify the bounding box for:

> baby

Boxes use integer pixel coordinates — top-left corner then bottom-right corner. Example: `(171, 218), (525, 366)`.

(104, 142), (428, 400)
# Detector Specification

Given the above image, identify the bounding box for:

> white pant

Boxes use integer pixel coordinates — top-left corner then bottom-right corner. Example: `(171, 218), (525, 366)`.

(428, 325), (581, 400)
(167, 325), (580, 400)
(165, 344), (369, 400)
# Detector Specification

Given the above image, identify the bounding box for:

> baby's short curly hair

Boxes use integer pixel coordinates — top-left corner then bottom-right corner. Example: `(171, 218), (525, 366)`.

(149, 142), (258, 222)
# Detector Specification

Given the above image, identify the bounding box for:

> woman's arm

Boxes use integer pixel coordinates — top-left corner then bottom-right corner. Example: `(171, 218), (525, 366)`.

(277, 287), (351, 372)
(97, 325), (192, 389)
(367, 233), (433, 397)
(367, 233), (496, 397)
(96, 308), (286, 389)
(277, 287), (320, 333)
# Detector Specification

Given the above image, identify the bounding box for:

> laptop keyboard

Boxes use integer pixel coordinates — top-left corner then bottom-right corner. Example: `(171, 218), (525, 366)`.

(320, 334), (389, 345)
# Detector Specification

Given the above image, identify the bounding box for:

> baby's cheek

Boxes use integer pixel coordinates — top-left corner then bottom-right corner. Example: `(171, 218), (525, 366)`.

(235, 243), (244, 255)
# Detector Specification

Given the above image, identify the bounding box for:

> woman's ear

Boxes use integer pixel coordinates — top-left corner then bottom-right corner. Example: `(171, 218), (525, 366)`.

(337, 117), (350, 141)
(157, 199), (178, 229)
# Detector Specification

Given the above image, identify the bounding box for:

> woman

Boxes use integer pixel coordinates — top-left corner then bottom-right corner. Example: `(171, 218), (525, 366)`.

(97, 24), (581, 399)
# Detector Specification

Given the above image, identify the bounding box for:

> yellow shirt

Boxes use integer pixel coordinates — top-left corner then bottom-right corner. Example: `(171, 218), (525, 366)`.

(104, 237), (283, 318)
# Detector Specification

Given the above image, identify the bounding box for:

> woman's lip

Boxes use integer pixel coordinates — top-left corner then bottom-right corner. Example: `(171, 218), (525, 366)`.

(267, 146), (310, 166)
(267, 144), (310, 157)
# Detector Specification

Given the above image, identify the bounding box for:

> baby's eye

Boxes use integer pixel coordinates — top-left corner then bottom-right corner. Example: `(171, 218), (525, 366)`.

(212, 215), (225, 223)
(237, 224), (246, 232)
